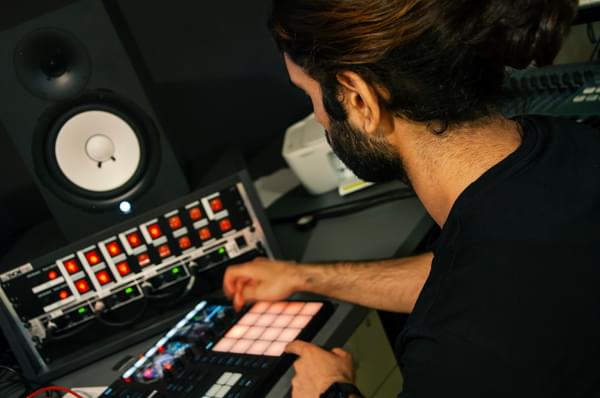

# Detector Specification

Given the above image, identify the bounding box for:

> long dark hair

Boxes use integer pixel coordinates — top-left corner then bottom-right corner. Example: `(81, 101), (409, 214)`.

(269, 0), (578, 127)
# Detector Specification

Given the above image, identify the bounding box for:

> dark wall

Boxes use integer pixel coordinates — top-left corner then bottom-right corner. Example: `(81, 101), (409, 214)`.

(118, 1), (283, 84)
(116, 0), (311, 185)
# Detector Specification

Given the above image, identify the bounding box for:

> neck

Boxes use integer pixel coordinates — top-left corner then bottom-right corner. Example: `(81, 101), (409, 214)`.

(392, 116), (522, 226)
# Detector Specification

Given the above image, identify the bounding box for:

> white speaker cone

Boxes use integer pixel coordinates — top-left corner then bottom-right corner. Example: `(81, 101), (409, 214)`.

(54, 110), (141, 192)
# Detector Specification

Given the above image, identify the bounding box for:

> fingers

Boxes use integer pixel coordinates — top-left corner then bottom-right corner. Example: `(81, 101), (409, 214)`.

(233, 279), (246, 312)
(224, 259), (296, 310)
(331, 347), (351, 359)
(223, 264), (254, 302)
(286, 342), (351, 360)
(223, 265), (241, 298)
(223, 258), (269, 298)
(285, 340), (313, 356)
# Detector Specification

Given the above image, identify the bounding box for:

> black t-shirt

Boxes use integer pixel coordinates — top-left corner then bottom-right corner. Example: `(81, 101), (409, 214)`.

(397, 116), (600, 397)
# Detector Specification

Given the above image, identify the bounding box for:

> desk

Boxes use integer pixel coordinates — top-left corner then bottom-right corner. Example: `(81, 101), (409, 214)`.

(46, 181), (431, 397)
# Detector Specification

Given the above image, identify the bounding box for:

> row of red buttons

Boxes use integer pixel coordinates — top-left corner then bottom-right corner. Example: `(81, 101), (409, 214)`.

(166, 197), (224, 231)
(49, 198), (230, 297)
(52, 217), (232, 282)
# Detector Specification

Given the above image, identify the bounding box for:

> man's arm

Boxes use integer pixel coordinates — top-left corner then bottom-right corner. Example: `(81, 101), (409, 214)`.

(223, 252), (432, 313)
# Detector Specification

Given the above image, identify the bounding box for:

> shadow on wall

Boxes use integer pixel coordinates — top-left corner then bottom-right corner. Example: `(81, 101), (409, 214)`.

(153, 78), (311, 188)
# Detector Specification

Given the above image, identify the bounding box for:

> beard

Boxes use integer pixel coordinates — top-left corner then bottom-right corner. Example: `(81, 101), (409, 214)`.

(325, 118), (410, 185)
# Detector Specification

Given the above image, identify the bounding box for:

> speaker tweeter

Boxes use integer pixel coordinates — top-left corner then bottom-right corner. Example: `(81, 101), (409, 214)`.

(14, 28), (91, 101)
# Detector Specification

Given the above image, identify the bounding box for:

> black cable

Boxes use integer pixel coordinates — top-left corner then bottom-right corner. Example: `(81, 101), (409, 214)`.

(592, 39), (600, 61)
(46, 321), (93, 342)
(0, 365), (21, 380)
(142, 275), (197, 307)
(95, 296), (149, 328)
(316, 190), (415, 219)
(269, 187), (416, 226)
(587, 23), (597, 44)
(270, 188), (415, 223)
(0, 364), (30, 394)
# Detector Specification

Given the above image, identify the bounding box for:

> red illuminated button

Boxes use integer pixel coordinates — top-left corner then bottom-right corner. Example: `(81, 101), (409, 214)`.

(75, 279), (90, 294)
(210, 198), (223, 212)
(168, 215), (183, 230)
(219, 218), (232, 232)
(59, 290), (70, 300)
(106, 241), (122, 257)
(117, 262), (131, 276)
(198, 227), (212, 241)
(96, 270), (111, 285)
(158, 244), (172, 258)
(147, 223), (163, 239)
(64, 259), (80, 274)
(126, 232), (143, 248)
(85, 250), (101, 265)
(48, 271), (59, 280)
(188, 207), (202, 221)
(178, 236), (192, 250)
(137, 253), (151, 267)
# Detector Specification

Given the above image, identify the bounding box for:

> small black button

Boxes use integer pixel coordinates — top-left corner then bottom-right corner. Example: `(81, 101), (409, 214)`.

(235, 236), (247, 249)
(217, 356), (228, 365)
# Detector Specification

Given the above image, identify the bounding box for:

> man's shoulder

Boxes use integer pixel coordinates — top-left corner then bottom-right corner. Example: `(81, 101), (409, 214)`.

(523, 114), (600, 156)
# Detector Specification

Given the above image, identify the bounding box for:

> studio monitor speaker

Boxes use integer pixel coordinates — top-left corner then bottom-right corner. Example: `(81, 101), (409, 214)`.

(0, 0), (189, 242)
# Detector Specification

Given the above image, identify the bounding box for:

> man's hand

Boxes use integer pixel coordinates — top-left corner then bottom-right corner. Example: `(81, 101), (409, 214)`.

(223, 258), (306, 311)
(285, 340), (355, 398)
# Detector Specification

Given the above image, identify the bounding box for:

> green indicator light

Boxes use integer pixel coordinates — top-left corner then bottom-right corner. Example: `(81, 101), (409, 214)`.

(78, 307), (87, 315)
(218, 248), (225, 255)
(172, 267), (180, 275)
(125, 287), (134, 294)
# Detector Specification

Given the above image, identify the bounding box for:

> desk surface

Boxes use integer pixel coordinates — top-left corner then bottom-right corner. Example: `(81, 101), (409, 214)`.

(37, 182), (432, 397)
(269, 181), (433, 262)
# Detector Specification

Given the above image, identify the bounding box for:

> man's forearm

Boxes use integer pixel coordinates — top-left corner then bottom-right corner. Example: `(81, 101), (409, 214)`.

(294, 252), (432, 313)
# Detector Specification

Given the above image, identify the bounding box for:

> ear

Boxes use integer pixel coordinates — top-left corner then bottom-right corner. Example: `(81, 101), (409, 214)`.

(336, 71), (387, 135)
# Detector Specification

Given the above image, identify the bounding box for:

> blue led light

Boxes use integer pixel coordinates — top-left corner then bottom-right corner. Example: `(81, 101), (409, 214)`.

(205, 306), (223, 322)
(119, 201), (132, 214)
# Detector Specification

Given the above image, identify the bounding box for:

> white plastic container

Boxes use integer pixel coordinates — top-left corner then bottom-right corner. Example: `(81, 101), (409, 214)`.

(282, 114), (344, 195)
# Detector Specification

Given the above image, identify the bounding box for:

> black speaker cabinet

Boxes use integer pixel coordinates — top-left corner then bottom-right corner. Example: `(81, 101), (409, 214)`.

(0, 0), (189, 242)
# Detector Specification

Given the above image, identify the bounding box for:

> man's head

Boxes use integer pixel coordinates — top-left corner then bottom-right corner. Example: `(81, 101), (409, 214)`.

(270, 0), (577, 183)
(285, 54), (408, 183)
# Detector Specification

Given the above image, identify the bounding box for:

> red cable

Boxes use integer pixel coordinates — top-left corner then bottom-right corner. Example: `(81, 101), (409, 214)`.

(26, 385), (85, 398)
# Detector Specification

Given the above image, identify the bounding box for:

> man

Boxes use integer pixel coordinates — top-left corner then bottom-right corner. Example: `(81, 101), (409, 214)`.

(225, 0), (599, 397)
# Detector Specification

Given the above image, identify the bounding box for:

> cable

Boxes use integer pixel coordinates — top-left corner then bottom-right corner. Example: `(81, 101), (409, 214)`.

(588, 23), (600, 61)
(0, 365), (21, 380)
(95, 296), (149, 328)
(46, 320), (93, 342)
(587, 23), (597, 44)
(0, 365), (29, 391)
(269, 187), (416, 227)
(591, 39), (600, 61)
(26, 385), (84, 398)
(0, 364), (29, 396)
(315, 190), (414, 219)
(269, 187), (414, 224)
(142, 274), (197, 302)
